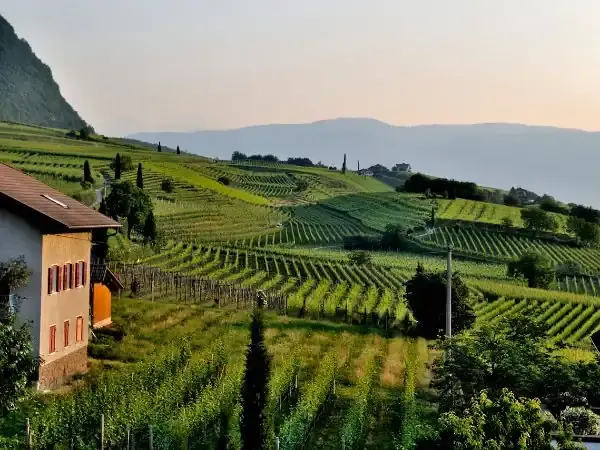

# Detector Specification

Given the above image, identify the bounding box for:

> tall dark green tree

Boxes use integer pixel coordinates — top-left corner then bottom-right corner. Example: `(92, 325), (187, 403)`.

(157, 141), (162, 152)
(114, 153), (121, 180)
(136, 163), (144, 189)
(342, 153), (347, 174)
(176, 145), (181, 155)
(83, 160), (94, 184)
(106, 181), (153, 239)
(92, 199), (109, 260)
(240, 296), (270, 450)
(508, 250), (555, 288)
(142, 210), (158, 244)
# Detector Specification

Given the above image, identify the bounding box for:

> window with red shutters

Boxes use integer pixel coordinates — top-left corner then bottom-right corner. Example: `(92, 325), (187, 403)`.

(82, 261), (87, 286)
(70, 264), (75, 289)
(49, 325), (56, 353)
(63, 265), (69, 291)
(48, 267), (53, 294)
(75, 262), (80, 287)
(64, 320), (70, 347)
(57, 266), (62, 292)
(76, 316), (83, 342)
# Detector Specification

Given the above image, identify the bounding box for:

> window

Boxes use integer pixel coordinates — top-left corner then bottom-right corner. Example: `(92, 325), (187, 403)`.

(47, 266), (60, 294)
(70, 264), (76, 289)
(49, 325), (56, 354)
(64, 320), (70, 347)
(76, 316), (84, 342)
(76, 261), (87, 288)
(63, 264), (71, 290)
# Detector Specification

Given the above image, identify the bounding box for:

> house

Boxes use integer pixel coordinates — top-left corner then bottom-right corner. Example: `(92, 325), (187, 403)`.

(392, 163), (412, 173)
(0, 163), (120, 389)
(357, 169), (374, 177)
(90, 263), (123, 328)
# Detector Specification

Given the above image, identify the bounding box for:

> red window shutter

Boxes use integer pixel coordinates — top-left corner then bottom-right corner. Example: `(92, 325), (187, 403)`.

(82, 261), (87, 286)
(48, 267), (53, 294)
(56, 266), (62, 292)
(63, 265), (68, 290)
(70, 264), (75, 289)
(76, 316), (83, 342)
(75, 263), (80, 287)
(49, 325), (56, 353)
(64, 321), (69, 347)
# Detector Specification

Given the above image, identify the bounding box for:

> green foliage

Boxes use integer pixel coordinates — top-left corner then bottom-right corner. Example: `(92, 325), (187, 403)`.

(105, 181), (153, 239)
(521, 207), (558, 234)
(240, 302), (270, 450)
(508, 250), (555, 288)
(349, 250), (372, 266)
(218, 175), (230, 186)
(560, 407), (600, 435)
(342, 153), (347, 174)
(405, 263), (475, 339)
(0, 314), (39, 414)
(568, 216), (600, 246)
(501, 216), (514, 228)
(432, 315), (550, 413)
(176, 145), (181, 155)
(142, 210), (158, 244)
(110, 153), (133, 180)
(381, 224), (410, 250)
(157, 141), (162, 152)
(0, 255), (31, 293)
(437, 389), (557, 450)
(160, 177), (174, 193)
(92, 199), (109, 260)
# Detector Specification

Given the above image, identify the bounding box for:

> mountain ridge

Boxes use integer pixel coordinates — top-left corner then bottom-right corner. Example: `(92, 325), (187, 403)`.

(128, 118), (600, 209)
(0, 14), (89, 130)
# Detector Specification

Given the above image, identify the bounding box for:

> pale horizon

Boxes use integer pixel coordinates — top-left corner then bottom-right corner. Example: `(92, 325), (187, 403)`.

(3, 1), (600, 136)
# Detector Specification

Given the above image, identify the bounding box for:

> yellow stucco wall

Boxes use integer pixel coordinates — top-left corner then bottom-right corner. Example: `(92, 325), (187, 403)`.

(40, 232), (91, 366)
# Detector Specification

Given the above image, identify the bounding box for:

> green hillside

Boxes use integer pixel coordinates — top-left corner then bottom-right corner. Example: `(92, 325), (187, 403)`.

(0, 14), (89, 130)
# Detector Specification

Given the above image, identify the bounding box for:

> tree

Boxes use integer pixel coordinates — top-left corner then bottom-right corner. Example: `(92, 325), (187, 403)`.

(560, 407), (600, 435)
(142, 210), (158, 244)
(342, 153), (347, 174)
(79, 126), (90, 140)
(110, 154), (133, 179)
(540, 196), (569, 215)
(0, 257), (38, 414)
(432, 315), (550, 413)
(349, 250), (372, 265)
(157, 141), (162, 152)
(381, 224), (410, 250)
(521, 208), (558, 234)
(503, 194), (521, 207)
(176, 145), (180, 155)
(501, 216), (514, 228)
(217, 176), (230, 186)
(161, 178), (174, 193)
(136, 163), (144, 189)
(437, 389), (566, 450)
(114, 153), (121, 180)
(430, 207), (436, 227)
(232, 151), (248, 161)
(405, 264), (475, 339)
(567, 216), (600, 246)
(92, 199), (109, 261)
(105, 181), (153, 239)
(83, 160), (94, 185)
(240, 296), (270, 450)
(507, 250), (555, 288)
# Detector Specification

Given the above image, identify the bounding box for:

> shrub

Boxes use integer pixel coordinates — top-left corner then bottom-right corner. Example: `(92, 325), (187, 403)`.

(560, 407), (600, 435)
(161, 178), (175, 193)
(217, 176), (230, 186)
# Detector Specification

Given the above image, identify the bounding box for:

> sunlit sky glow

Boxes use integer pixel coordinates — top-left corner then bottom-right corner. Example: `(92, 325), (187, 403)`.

(4, 1), (600, 135)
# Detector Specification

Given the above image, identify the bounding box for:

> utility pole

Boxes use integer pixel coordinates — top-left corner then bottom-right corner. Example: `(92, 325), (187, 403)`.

(446, 244), (452, 339)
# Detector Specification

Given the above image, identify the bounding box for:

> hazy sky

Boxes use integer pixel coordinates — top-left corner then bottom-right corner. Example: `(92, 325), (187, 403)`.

(4, 1), (600, 136)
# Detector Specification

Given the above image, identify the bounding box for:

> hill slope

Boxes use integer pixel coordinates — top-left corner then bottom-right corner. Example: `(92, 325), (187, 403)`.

(0, 14), (89, 130)
(129, 119), (600, 209)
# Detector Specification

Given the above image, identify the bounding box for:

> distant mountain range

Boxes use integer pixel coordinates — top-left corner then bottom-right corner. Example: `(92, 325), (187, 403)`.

(129, 118), (600, 208)
(0, 14), (89, 130)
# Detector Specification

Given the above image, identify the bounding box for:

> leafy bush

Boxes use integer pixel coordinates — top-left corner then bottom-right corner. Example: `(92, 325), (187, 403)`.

(217, 176), (230, 186)
(349, 250), (372, 265)
(161, 178), (175, 193)
(560, 407), (600, 436)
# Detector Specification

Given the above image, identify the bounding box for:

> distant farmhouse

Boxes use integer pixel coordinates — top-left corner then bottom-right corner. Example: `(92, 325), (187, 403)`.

(392, 163), (412, 173)
(357, 169), (374, 176)
(0, 164), (121, 389)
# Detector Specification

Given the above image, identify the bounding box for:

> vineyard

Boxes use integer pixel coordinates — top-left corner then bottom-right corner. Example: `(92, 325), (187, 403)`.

(2, 297), (431, 449)
(3, 121), (600, 447)
(421, 225), (600, 273)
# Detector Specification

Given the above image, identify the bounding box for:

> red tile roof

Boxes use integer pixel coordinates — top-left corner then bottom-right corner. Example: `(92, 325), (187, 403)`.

(0, 163), (120, 231)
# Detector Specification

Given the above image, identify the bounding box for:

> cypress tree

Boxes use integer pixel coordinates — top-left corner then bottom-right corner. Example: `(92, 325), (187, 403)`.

(114, 153), (121, 180)
(83, 160), (94, 184)
(176, 145), (181, 155)
(157, 141), (162, 152)
(240, 295), (270, 450)
(136, 163), (144, 189)
(143, 210), (158, 244)
(357, 160), (360, 172)
(342, 153), (347, 174)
